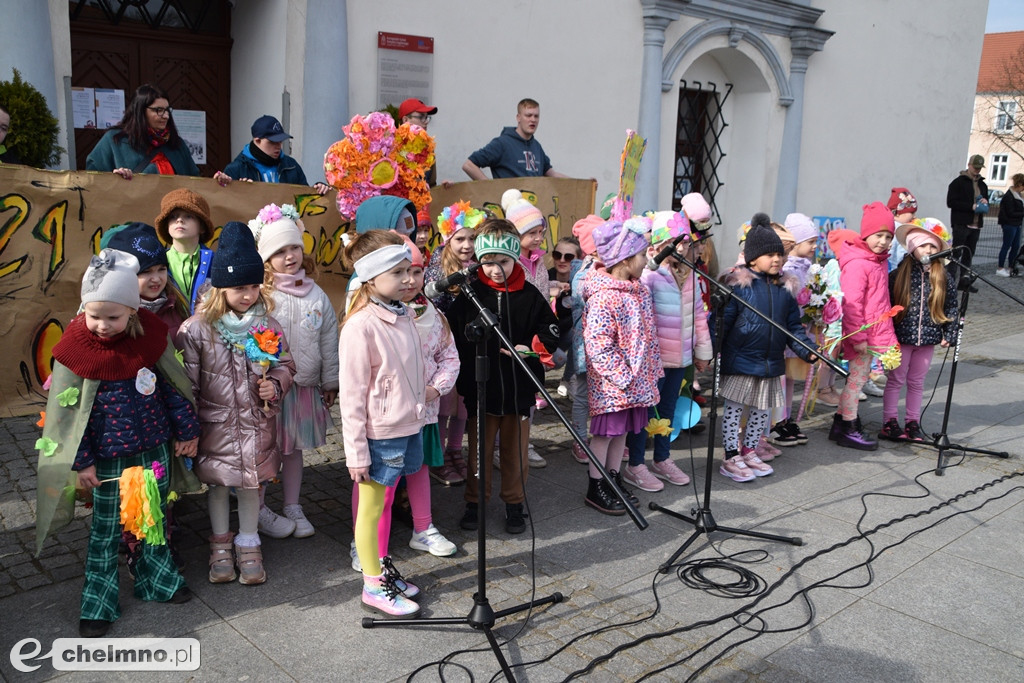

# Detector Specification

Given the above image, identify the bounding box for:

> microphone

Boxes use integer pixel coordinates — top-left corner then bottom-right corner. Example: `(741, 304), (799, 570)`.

(424, 263), (482, 299)
(646, 230), (697, 271)
(920, 247), (957, 266)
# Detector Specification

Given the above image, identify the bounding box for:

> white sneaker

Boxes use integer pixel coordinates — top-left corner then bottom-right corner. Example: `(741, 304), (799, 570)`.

(862, 379), (884, 397)
(283, 504), (315, 538)
(556, 383), (569, 397)
(409, 524), (457, 557)
(996, 268), (1011, 277)
(350, 539), (361, 572)
(858, 391), (868, 401)
(527, 445), (547, 468)
(258, 505), (297, 539)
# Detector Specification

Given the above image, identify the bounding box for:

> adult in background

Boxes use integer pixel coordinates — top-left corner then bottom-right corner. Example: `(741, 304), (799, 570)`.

(398, 98), (438, 187)
(222, 115), (328, 194)
(86, 84), (210, 181)
(996, 173), (1024, 278)
(462, 98), (567, 180)
(0, 102), (20, 164)
(946, 154), (989, 292)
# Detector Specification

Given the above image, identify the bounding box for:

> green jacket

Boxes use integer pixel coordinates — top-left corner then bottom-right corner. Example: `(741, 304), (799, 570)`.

(85, 128), (200, 176)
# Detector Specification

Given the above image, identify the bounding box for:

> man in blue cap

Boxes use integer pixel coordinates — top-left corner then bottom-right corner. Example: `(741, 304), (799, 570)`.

(222, 114), (329, 194)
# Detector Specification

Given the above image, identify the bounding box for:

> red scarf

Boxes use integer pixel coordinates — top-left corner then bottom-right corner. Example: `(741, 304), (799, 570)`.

(478, 262), (526, 292)
(147, 126), (175, 174)
(52, 309), (169, 380)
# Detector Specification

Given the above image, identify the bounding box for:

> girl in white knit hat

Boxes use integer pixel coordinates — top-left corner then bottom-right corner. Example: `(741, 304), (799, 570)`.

(248, 203), (339, 539)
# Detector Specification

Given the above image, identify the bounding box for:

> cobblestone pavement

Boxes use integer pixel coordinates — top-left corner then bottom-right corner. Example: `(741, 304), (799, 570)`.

(0, 269), (1022, 681)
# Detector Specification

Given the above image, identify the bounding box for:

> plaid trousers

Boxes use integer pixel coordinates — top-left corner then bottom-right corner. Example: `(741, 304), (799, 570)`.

(80, 444), (185, 621)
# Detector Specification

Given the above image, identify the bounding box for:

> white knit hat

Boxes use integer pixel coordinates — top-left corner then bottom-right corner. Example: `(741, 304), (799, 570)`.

(81, 249), (141, 310)
(248, 203), (305, 262)
(501, 189), (545, 235)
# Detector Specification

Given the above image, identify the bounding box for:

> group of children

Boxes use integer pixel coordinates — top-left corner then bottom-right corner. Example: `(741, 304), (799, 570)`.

(39, 180), (960, 631)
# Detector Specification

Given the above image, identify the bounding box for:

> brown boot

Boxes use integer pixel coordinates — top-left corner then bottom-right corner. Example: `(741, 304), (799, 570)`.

(235, 544), (266, 585)
(208, 534), (236, 583)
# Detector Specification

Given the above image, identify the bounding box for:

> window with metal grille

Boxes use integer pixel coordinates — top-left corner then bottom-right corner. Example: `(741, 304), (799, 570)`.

(672, 81), (731, 222)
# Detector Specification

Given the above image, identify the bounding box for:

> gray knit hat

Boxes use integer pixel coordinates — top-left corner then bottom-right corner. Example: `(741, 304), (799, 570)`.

(81, 249), (141, 310)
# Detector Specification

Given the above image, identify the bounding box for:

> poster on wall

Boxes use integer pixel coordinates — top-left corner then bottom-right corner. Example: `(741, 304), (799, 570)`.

(94, 88), (125, 129)
(377, 31), (434, 110)
(174, 109), (207, 165)
(71, 87), (96, 129)
(813, 216), (846, 260)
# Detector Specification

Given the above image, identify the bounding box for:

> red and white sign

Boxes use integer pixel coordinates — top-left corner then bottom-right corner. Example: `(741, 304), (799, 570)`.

(377, 32), (434, 110)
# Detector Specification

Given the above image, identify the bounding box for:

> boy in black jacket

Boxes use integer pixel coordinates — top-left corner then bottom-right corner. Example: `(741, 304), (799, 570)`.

(446, 219), (559, 533)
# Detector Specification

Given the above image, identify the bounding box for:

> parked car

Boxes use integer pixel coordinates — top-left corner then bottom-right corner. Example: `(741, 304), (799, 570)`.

(989, 189), (1003, 207)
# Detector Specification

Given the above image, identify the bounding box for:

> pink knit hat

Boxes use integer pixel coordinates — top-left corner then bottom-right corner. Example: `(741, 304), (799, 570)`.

(572, 214), (604, 256)
(860, 201), (895, 238)
(501, 189), (544, 234)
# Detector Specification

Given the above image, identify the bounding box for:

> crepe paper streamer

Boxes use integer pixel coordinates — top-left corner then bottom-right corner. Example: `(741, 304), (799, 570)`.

(36, 437), (58, 457)
(117, 464), (166, 546)
(822, 305), (904, 356)
(669, 398), (703, 442)
(37, 411), (46, 428)
(57, 387), (79, 407)
(174, 348), (185, 367)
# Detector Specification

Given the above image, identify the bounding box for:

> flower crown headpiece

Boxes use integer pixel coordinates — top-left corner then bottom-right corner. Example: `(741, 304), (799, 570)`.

(247, 203), (300, 243)
(648, 210), (693, 245)
(437, 200), (487, 242)
(910, 217), (951, 245)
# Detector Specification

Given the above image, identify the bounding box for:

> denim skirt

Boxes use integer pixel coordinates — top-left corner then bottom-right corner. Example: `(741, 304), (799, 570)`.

(367, 431), (424, 487)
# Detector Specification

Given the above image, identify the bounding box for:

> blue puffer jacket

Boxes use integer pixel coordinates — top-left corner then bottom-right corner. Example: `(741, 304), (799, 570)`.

(719, 266), (816, 377)
(73, 374), (200, 470)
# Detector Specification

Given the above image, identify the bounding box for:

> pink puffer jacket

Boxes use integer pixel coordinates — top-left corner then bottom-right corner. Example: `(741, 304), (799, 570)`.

(640, 265), (712, 368)
(178, 314), (296, 489)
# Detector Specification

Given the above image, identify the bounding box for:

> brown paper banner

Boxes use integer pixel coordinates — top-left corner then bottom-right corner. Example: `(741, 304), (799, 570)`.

(0, 166), (594, 417)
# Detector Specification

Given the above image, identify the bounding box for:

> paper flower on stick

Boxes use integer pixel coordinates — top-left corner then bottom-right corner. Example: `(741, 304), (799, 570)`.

(645, 408), (672, 438)
(245, 326), (282, 365)
(876, 344), (902, 371)
(118, 462), (166, 545)
(37, 412), (46, 428)
(324, 113), (435, 218)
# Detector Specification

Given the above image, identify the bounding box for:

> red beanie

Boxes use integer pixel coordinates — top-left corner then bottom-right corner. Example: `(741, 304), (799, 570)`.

(860, 201), (895, 238)
(886, 187), (917, 216)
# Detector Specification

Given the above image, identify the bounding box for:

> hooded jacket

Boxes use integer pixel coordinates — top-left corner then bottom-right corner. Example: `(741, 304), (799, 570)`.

(837, 237), (898, 357)
(946, 170), (989, 229)
(468, 127), (552, 178)
(354, 196), (417, 234)
(177, 313), (296, 489)
(718, 266), (816, 377)
(581, 268), (662, 415)
(223, 145), (309, 185)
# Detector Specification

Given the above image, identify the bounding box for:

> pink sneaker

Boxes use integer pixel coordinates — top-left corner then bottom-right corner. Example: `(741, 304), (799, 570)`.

(648, 459), (690, 486)
(720, 454), (756, 482)
(535, 396), (548, 410)
(740, 446), (774, 477)
(571, 442), (589, 464)
(621, 464), (664, 492)
(362, 573), (420, 618)
(755, 435), (781, 462)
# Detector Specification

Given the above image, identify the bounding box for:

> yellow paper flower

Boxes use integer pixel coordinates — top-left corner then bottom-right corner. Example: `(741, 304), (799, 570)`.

(645, 417), (672, 437)
(878, 344), (902, 371)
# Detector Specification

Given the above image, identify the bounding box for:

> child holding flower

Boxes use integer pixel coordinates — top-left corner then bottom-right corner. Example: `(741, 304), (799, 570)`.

(38, 249), (199, 637)
(249, 203), (339, 539)
(878, 219), (957, 443)
(828, 202), (898, 451)
(178, 222), (296, 586)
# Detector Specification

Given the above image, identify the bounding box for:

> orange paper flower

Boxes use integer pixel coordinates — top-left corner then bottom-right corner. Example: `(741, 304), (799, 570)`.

(37, 411), (46, 428)
(253, 328), (281, 356)
(880, 305), (904, 321)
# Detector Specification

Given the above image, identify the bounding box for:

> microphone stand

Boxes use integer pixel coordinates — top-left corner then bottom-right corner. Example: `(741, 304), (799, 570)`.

(924, 254), (1014, 475)
(648, 252), (848, 571)
(364, 275), (647, 682)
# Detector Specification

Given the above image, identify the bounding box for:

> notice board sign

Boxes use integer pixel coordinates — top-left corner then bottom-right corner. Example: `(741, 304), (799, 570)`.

(377, 31), (434, 110)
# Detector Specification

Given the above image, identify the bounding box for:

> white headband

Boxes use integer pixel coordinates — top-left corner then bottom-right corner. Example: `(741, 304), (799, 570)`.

(353, 244), (412, 281)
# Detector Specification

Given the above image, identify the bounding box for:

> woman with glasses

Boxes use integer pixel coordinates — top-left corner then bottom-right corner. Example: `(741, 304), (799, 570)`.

(86, 84), (201, 180)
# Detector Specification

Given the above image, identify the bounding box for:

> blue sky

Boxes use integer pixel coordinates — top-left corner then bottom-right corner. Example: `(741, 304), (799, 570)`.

(986, 0), (1024, 32)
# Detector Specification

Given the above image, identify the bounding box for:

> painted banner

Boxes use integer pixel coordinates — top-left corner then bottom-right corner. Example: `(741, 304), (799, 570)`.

(0, 167), (595, 417)
(0, 165), (349, 417)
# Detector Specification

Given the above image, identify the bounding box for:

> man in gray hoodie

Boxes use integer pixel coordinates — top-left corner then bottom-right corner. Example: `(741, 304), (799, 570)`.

(462, 98), (567, 180)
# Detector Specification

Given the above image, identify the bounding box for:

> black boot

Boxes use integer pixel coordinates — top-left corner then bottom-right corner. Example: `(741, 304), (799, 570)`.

(504, 503), (526, 534)
(459, 502), (478, 530)
(79, 619), (110, 638)
(609, 470), (639, 506)
(585, 477), (626, 516)
(836, 417), (878, 451)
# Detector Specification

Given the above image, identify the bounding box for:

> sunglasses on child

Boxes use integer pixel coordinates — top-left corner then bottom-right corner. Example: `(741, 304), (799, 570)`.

(552, 251), (576, 262)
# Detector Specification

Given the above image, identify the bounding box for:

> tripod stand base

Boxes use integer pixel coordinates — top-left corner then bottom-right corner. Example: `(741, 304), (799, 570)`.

(649, 502), (803, 573)
(927, 434), (1010, 476)
(363, 591), (564, 681)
